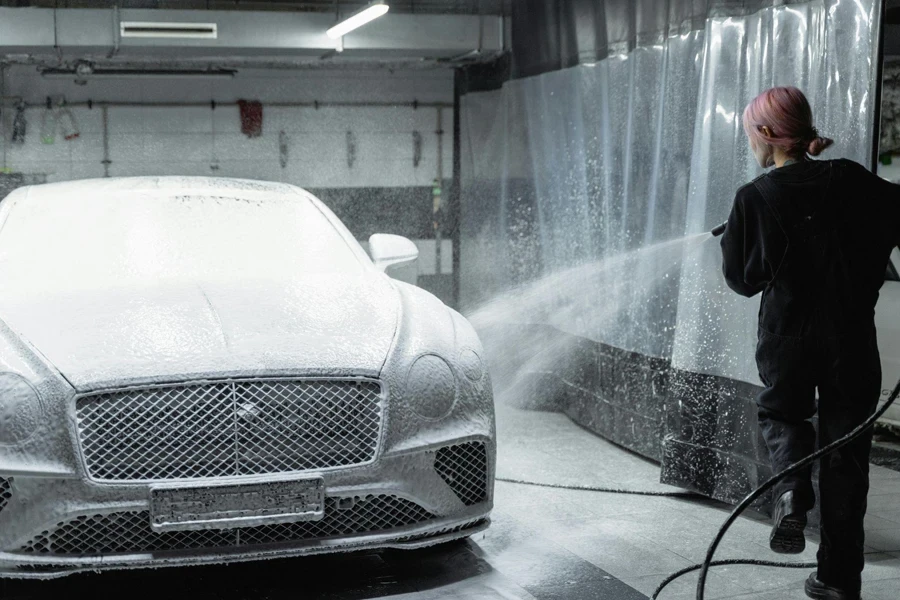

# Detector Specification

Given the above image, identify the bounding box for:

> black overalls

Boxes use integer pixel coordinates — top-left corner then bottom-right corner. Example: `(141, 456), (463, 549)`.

(721, 158), (900, 594)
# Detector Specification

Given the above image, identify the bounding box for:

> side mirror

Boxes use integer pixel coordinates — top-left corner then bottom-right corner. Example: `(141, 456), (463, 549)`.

(368, 234), (419, 272)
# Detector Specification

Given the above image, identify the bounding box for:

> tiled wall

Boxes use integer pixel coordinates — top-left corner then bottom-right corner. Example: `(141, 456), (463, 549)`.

(0, 66), (454, 188)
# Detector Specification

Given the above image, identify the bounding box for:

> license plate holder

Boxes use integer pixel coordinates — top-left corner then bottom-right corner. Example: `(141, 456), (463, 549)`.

(149, 477), (325, 532)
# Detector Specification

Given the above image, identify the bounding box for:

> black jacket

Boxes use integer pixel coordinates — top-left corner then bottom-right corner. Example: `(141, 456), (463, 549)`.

(721, 159), (900, 338)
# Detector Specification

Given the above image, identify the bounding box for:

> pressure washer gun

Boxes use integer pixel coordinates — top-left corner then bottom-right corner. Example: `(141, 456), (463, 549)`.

(711, 222), (727, 237)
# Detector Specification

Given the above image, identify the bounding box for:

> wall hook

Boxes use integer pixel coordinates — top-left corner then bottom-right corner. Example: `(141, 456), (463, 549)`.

(346, 130), (357, 168)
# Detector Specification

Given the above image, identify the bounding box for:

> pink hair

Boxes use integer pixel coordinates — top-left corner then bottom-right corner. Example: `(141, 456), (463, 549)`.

(742, 86), (834, 157)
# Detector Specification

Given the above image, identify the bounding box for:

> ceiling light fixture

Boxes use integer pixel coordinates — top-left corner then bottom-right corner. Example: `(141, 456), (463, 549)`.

(326, 1), (390, 40)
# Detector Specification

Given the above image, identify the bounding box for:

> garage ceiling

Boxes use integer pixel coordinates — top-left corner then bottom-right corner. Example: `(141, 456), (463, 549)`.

(0, 1), (509, 15)
(0, 2), (507, 69)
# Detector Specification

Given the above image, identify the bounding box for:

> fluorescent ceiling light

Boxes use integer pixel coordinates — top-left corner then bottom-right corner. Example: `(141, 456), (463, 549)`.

(326, 1), (390, 39)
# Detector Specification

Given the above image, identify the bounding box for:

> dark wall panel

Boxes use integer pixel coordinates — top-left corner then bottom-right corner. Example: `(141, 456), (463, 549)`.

(310, 185), (453, 241)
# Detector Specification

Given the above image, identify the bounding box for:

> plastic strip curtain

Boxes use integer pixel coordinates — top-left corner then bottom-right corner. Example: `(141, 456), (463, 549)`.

(460, 0), (881, 388)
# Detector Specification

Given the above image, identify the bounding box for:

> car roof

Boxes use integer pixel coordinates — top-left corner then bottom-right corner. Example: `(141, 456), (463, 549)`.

(10, 176), (308, 200)
(1, 176), (375, 269)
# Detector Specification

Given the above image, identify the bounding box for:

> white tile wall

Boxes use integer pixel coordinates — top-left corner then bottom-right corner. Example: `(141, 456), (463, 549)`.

(1, 66), (455, 189)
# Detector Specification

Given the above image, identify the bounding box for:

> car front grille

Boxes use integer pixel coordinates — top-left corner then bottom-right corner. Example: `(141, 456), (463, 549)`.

(434, 442), (489, 506)
(76, 379), (384, 481)
(0, 478), (12, 515)
(21, 495), (435, 555)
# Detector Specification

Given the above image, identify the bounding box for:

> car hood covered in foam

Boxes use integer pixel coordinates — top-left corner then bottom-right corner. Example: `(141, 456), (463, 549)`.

(0, 275), (399, 390)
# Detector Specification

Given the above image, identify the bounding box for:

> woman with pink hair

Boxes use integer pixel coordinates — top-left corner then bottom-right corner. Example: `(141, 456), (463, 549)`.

(720, 86), (900, 600)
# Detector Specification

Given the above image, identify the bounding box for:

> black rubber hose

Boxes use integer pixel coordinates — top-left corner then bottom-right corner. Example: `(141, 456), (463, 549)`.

(653, 559), (817, 599)
(495, 477), (701, 498)
(691, 376), (900, 600)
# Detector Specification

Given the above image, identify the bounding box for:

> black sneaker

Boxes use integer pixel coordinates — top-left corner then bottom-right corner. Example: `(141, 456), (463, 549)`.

(804, 573), (861, 600)
(769, 490), (808, 554)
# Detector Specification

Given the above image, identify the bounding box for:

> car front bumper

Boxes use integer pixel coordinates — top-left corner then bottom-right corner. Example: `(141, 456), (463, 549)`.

(0, 436), (494, 579)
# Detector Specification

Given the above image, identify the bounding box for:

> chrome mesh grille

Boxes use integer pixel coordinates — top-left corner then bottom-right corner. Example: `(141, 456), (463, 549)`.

(0, 477), (12, 514)
(76, 379), (383, 481)
(21, 496), (434, 555)
(434, 442), (489, 506)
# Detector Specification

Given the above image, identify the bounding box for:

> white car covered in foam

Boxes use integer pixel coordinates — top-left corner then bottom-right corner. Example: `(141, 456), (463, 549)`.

(0, 177), (495, 578)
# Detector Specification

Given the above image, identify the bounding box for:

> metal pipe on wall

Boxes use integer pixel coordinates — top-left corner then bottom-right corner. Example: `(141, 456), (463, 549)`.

(451, 67), (462, 308)
(108, 5), (121, 60)
(1, 64), (7, 171)
(101, 105), (110, 178)
(435, 106), (444, 275)
(9, 100), (453, 110)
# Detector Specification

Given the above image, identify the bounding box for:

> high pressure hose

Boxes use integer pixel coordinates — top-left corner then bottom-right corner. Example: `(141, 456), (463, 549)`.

(494, 477), (702, 497)
(679, 376), (900, 600)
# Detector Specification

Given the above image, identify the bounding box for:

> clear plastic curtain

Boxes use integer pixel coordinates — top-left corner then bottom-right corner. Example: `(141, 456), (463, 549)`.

(460, 0), (882, 389)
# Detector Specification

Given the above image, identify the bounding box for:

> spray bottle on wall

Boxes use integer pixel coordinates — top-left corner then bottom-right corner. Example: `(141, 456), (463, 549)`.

(58, 99), (80, 141)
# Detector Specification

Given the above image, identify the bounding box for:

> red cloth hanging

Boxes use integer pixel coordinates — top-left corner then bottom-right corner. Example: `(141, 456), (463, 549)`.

(238, 100), (263, 138)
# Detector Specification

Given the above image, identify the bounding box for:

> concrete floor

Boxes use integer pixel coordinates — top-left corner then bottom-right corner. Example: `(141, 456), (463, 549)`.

(3, 408), (899, 600)
(490, 408), (900, 600)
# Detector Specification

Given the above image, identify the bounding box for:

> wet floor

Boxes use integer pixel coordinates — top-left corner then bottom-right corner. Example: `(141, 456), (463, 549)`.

(4, 409), (900, 600)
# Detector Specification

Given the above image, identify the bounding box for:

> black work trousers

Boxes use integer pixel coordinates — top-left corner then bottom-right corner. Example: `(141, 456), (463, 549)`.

(756, 326), (881, 594)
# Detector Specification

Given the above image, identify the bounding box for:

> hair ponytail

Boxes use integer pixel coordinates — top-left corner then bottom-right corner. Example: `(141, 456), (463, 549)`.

(807, 136), (834, 156)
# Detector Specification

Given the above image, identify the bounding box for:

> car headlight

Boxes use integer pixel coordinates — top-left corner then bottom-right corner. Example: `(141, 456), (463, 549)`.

(0, 372), (42, 445)
(406, 354), (457, 420)
(458, 349), (485, 382)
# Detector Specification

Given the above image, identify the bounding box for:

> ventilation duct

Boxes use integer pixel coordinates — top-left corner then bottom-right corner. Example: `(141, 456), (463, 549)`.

(0, 8), (505, 66)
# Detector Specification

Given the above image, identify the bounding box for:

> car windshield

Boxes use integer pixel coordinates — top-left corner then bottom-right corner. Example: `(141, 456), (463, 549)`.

(0, 188), (367, 293)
